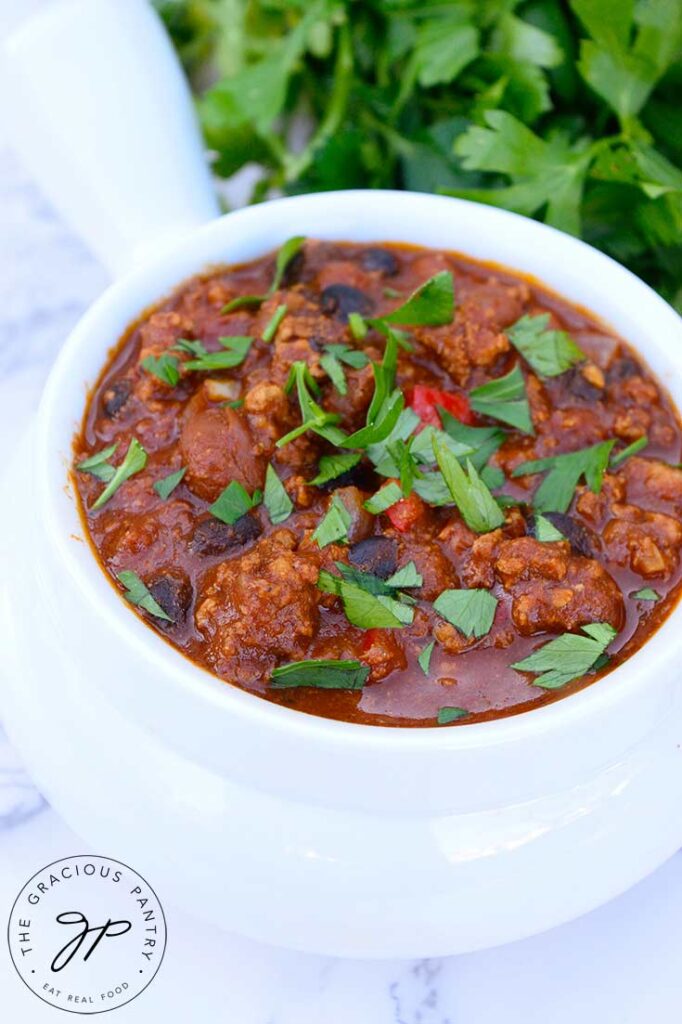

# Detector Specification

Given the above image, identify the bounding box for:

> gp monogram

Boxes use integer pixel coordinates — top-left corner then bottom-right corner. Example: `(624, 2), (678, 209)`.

(7, 856), (166, 1014)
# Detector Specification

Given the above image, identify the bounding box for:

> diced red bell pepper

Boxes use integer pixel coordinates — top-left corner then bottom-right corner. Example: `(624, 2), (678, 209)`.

(386, 490), (426, 533)
(360, 628), (381, 653)
(407, 384), (475, 428)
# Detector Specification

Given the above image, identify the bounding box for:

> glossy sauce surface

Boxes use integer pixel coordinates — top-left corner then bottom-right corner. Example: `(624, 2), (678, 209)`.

(73, 241), (682, 726)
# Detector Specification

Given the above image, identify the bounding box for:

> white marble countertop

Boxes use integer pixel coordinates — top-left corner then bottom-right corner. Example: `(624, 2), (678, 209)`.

(1, 94), (682, 1024)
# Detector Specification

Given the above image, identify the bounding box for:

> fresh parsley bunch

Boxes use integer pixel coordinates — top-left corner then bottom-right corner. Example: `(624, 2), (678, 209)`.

(156, 0), (682, 308)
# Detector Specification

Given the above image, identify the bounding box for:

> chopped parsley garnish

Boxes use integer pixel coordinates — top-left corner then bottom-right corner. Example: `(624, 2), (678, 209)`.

(324, 344), (371, 370)
(209, 480), (262, 525)
(433, 436), (505, 532)
(438, 414), (505, 472)
(434, 588), (498, 638)
(534, 512), (565, 542)
(222, 236), (305, 313)
(320, 344), (371, 396)
(278, 361), (346, 447)
(418, 641), (435, 676)
(512, 439), (616, 513)
(413, 472), (453, 506)
(76, 443), (118, 483)
(310, 452), (362, 486)
(348, 312), (368, 340)
(611, 435), (648, 467)
(271, 658), (369, 690)
(312, 494), (351, 547)
(91, 438), (147, 510)
(469, 364), (533, 434)
(507, 314), (585, 377)
(262, 303), (287, 342)
(173, 338), (206, 357)
(319, 351), (348, 395)
(141, 352), (180, 387)
(263, 464), (293, 524)
(382, 271), (455, 326)
(409, 424), (472, 466)
(437, 707), (468, 725)
(153, 467), (186, 500)
(479, 465), (505, 490)
(385, 561), (423, 589)
(512, 622), (617, 689)
(183, 335), (253, 372)
(117, 570), (172, 622)
(364, 481), (403, 514)
(633, 587), (660, 602)
(318, 569), (414, 628)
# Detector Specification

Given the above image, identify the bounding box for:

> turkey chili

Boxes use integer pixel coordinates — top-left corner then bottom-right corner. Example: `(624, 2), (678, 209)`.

(73, 239), (682, 726)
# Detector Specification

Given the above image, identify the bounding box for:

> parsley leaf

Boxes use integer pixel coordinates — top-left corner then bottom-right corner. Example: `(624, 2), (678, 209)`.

(277, 361), (347, 447)
(324, 344), (371, 370)
(141, 352), (180, 387)
(418, 640), (435, 676)
(611, 435), (648, 466)
(512, 622), (617, 689)
(263, 464), (293, 524)
(91, 438), (147, 510)
(534, 512), (566, 542)
(469, 364), (533, 433)
(433, 437), (505, 532)
(449, 110), (595, 237)
(437, 706), (469, 724)
(312, 494), (351, 547)
(319, 351), (348, 395)
(507, 314), (585, 377)
(77, 443), (118, 483)
(348, 312), (368, 340)
(222, 236), (306, 313)
(382, 271), (455, 326)
(154, 467), (186, 500)
(210, 481), (262, 524)
(385, 561), (423, 589)
(434, 588), (498, 638)
(633, 587), (660, 601)
(262, 303), (287, 342)
(512, 439), (616, 513)
(364, 481), (403, 514)
(318, 569), (414, 628)
(271, 658), (369, 690)
(310, 452), (362, 486)
(117, 569), (172, 621)
(184, 336), (253, 372)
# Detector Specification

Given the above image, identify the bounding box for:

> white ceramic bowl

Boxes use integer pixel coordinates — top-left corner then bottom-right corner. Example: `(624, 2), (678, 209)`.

(2, 0), (682, 958)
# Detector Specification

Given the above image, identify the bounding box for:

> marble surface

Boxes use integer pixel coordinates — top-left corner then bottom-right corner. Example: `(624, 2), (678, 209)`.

(2, 102), (682, 1023)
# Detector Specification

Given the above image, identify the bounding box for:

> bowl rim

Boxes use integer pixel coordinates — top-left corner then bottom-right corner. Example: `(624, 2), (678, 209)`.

(34, 189), (682, 752)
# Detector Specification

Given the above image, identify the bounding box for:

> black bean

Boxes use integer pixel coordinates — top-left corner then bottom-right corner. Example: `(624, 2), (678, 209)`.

(148, 572), (193, 625)
(607, 356), (640, 382)
(349, 536), (398, 579)
(190, 514), (262, 557)
(564, 368), (603, 402)
(320, 284), (375, 322)
(317, 461), (377, 493)
(360, 248), (399, 276)
(101, 378), (131, 417)
(543, 512), (596, 558)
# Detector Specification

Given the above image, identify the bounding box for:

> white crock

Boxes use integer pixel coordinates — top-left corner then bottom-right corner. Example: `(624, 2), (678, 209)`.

(1, 0), (681, 957)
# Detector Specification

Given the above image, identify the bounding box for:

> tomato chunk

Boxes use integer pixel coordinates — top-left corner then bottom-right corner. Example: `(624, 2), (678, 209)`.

(386, 491), (426, 533)
(407, 384), (474, 428)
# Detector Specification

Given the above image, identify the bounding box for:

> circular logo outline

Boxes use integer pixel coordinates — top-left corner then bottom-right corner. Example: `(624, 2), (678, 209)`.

(7, 855), (167, 1014)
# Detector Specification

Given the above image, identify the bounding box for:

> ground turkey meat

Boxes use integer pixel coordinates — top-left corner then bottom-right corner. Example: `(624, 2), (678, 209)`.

(493, 537), (624, 635)
(195, 530), (325, 682)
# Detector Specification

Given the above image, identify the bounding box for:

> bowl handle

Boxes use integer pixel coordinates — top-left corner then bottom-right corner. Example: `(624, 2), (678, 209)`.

(1, 0), (221, 277)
